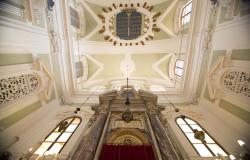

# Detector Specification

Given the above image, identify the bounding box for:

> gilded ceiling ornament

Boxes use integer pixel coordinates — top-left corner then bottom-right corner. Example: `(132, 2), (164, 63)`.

(98, 2), (161, 46)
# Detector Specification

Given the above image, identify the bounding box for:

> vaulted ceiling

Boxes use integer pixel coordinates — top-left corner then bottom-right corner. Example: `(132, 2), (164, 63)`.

(71, 0), (193, 102)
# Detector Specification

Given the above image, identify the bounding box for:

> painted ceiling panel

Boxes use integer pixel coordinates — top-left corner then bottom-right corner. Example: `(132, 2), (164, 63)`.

(92, 54), (125, 79)
(154, 0), (173, 13)
(153, 30), (171, 40)
(161, 2), (178, 34)
(85, 53), (170, 80)
(86, 0), (175, 41)
(158, 56), (171, 77)
(130, 54), (166, 78)
(84, 0), (170, 7)
(86, 56), (99, 78)
(86, 1), (103, 14)
(83, 2), (99, 37)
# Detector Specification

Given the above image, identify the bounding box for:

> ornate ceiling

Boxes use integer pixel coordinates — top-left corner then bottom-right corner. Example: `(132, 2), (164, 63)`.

(80, 0), (177, 42)
(69, 0), (197, 103)
(84, 0), (172, 7)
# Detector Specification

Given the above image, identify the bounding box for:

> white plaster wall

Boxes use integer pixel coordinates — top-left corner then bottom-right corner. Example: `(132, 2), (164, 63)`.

(162, 103), (250, 159)
(0, 16), (50, 54)
(213, 15), (250, 51)
(0, 99), (94, 158)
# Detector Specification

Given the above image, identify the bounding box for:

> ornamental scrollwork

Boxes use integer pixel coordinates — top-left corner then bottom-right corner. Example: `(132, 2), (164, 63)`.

(222, 71), (250, 98)
(0, 72), (40, 105)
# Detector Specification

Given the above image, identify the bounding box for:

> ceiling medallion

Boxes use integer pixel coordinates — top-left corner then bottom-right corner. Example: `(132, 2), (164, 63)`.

(98, 2), (161, 46)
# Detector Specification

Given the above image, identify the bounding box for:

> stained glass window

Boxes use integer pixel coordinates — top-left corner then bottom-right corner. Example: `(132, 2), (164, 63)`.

(176, 116), (228, 157)
(34, 117), (81, 156)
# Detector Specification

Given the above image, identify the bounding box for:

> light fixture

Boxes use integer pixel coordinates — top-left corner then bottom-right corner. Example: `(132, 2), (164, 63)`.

(98, 2), (161, 46)
(193, 129), (206, 143)
(58, 121), (68, 132)
(237, 140), (245, 147)
(122, 78), (133, 123)
(229, 155), (236, 160)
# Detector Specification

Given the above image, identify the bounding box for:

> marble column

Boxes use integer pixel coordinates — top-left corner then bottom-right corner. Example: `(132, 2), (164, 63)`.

(147, 103), (179, 160)
(72, 105), (109, 160)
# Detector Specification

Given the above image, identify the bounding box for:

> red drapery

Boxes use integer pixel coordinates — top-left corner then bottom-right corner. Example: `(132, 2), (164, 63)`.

(99, 144), (156, 160)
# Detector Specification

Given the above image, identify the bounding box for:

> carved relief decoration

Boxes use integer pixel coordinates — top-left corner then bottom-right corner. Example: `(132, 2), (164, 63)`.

(107, 129), (148, 145)
(207, 54), (250, 103)
(222, 71), (250, 98)
(113, 120), (143, 129)
(0, 72), (40, 105)
(0, 59), (54, 106)
(112, 135), (143, 145)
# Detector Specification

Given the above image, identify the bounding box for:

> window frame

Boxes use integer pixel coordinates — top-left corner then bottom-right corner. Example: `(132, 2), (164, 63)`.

(176, 116), (228, 157)
(34, 116), (81, 156)
(180, 1), (192, 27)
(174, 59), (184, 77)
(69, 7), (80, 30)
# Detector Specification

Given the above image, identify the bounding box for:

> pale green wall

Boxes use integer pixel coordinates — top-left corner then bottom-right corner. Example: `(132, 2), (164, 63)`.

(198, 48), (250, 125)
(0, 9), (45, 28)
(37, 54), (56, 102)
(86, 1), (102, 14)
(196, 50), (212, 97)
(86, 57), (99, 78)
(86, 53), (170, 80)
(154, 0), (173, 13)
(210, 50), (226, 68)
(219, 1), (250, 24)
(84, 2), (99, 38)
(131, 54), (165, 78)
(203, 87), (215, 103)
(196, 50), (226, 97)
(231, 49), (250, 61)
(93, 54), (124, 79)
(0, 100), (42, 130)
(162, 3), (178, 33)
(0, 54), (33, 66)
(0, 10), (25, 22)
(159, 55), (171, 77)
(219, 99), (250, 124)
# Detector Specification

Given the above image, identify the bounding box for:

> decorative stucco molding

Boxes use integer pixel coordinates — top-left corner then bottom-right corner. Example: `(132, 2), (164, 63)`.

(0, 59), (54, 107)
(207, 54), (250, 101)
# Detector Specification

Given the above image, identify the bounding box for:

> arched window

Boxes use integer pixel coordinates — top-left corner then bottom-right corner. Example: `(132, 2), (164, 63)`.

(176, 116), (228, 157)
(180, 1), (192, 26)
(34, 117), (81, 156)
(174, 59), (184, 77)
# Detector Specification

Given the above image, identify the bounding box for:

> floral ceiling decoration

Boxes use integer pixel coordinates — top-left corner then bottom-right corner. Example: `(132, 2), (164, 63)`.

(98, 2), (161, 46)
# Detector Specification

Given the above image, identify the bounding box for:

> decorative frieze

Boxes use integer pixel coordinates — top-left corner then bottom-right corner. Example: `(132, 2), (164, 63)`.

(223, 71), (250, 98)
(0, 72), (40, 105)
(0, 59), (54, 107)
(207, 54), (250, 101)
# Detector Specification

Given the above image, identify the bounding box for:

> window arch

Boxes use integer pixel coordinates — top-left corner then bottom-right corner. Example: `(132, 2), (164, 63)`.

(176, 116), (228, 157)
(180, 1), (192, 26)
(34, 117), (81, 156)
